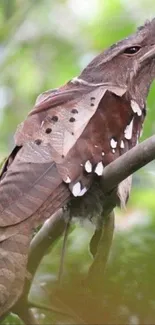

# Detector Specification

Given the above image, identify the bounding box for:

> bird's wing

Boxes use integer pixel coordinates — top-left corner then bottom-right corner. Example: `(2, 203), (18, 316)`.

(0, 83), (126, 229)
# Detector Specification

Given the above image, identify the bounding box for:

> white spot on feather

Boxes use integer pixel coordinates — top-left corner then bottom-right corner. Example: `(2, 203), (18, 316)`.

(110, 138), (117, 149)
(85, 160), (92, 173)
(112, 149), (115, 153)
(94, 161), (104, 176)
(120, 140), (125, 149)
(102, 151), (105, 156)
(64, 176), (71, 183)
(72, 182), (81, 197)
(78, 187), (88, 196)
(124, 118), (134, 140)
(131, 100), (142, 116)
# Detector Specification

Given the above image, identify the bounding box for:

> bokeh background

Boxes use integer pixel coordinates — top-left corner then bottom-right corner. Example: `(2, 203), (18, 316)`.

(1, 0), (155, 324)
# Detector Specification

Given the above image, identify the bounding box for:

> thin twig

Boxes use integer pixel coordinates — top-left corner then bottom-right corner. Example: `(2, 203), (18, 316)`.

(57, 210), (72, 284)
(87, 212), (115, 292)
(29, 301), (82, 319)
(27, 209), (66, 292)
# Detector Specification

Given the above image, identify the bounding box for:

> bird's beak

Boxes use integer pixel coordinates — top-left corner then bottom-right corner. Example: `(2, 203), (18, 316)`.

(139, 45), (155, 63)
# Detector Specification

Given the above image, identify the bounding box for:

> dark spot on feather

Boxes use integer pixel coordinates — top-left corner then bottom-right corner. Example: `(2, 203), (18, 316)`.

(62, 154), (64, 158)
(35, 139), (42, 145)
(51, 115), (58, 122)
(45, 128), (52, 134)
(112, 136), (117, 141)
(69, 117), (75, 122)
(91, 97), (95, 100)
(72, 132), (74, 135)
(71, 109), (78, 114)
(91, 103), (95, 106)
(142, 106), (147, 117)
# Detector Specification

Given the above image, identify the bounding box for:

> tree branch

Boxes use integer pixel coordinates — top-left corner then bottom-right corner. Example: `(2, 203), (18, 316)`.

(28, 209), (66, 278)
(102, 135), (155, 192)
(12, 135), (155, 322)
(13, 208), (66, 318)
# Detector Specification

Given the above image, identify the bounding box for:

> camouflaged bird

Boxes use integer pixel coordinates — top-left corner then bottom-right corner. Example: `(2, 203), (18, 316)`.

(1, 18), (155, 317)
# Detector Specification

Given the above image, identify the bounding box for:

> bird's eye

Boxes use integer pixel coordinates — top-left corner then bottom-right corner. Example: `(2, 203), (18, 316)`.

(124, 46), (141, 55)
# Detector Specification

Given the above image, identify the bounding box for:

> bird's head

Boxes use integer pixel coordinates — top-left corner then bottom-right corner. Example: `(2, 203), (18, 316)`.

(80, 18), (155, 106)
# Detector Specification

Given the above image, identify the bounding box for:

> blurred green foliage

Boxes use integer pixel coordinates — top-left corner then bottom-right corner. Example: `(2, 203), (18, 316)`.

(1, 0), (155, 324)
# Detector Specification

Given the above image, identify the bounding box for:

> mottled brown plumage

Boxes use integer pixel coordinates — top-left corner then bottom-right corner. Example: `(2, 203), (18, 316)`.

(1, 19), (155, 317)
